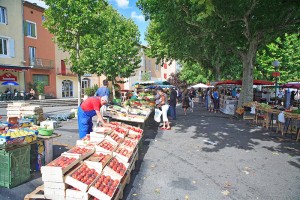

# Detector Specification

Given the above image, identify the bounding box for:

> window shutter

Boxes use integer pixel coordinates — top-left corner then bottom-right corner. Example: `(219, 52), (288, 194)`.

(32, 24), (36, 37)
(9, 39), (15, 57)
(24, 21), (28, 36)
(164, 63), (167, 69)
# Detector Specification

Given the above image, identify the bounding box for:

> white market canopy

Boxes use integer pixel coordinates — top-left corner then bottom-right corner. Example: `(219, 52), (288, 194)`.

(188, 83), (212, 89)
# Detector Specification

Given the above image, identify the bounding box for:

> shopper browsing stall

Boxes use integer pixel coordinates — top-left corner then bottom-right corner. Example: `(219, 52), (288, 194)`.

(157, 88), (171, 130)
(78, 96), (109, 139)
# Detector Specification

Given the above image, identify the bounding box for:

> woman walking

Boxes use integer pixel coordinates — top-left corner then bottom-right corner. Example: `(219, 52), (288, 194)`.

(157, 88), (171, 130)
(182, 90), (190, 115)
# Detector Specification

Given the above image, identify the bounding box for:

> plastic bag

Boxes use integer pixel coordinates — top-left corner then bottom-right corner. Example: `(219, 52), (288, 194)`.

(154, 108), (162, 123)
(278, 111), (285, 123)
(250, 105), (256, 114)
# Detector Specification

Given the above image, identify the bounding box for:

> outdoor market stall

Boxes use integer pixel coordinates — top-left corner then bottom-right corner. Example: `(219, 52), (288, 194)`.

(0, 102), (62, 188)
(216, 80), (274, 115)
(25, 121), (143, 200)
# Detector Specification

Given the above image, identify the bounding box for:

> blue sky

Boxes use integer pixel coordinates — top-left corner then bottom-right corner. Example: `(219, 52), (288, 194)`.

(27, 0), (148, 45)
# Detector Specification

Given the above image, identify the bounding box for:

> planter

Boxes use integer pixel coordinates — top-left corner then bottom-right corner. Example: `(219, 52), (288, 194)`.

(39, 94), (45, 100)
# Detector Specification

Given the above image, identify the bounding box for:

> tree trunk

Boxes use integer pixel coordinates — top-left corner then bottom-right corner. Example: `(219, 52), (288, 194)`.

(112, 79), (116, 100)
(214, 65), (221, 81)
(238, 41), (258, 107)
(76, 38), (81, 106)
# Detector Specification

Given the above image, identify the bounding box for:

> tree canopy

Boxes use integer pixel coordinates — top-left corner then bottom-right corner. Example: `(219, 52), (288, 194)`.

(44, 0), (141, 102)
(138, 0), (300, 105)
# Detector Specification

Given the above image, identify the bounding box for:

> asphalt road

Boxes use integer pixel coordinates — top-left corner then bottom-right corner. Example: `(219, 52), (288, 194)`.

(0, 104), (299, 200)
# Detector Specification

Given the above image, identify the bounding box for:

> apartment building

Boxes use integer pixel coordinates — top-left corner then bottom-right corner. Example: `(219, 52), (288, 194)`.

(161, 60), (180, 81)
(0, 0), (28, 92)
(124, 45), (162, 90)
(23, 1), (56, 97)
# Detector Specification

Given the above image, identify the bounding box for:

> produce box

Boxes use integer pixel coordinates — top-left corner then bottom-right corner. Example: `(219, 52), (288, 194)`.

(113, 127), (128, 137)
(106, 132), (124, 144)
(103, 157), (129, 180)
(121, 124), (143, 135)
(88, 172), (122, 200)
(66, 187), (90, 200)
(86, 152), (112, 169)
(41, 154), (80, 177)
(95, 139), (118, 154)
(64, 146), (95, 161)
(0, 145), (30, 188)
(90, 132), (105, 143)
(122, 138), (138, 150)
(44, 187), (66, 200)
(44, 181), (67, 190)
(113, 145), (134, 163)
(126, 131), (142, 142)
(0, 128), (38, 148)
(65, 161), (102, 192)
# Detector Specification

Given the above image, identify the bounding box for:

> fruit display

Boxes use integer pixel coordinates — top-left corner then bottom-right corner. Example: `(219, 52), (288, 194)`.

(98, 140), (117, 152)
(71, 164), (99, 186)
(127, 133), (142, 141)
(108, 158), (127, 176)
(110, 122), (122, 126)
(114, 146), (133, 158)
(82, 135), (90, 141)
(90, 174), (120, 197)
(1, 129), (36, 138)
(124, 125), (143, 134)
(68, 146), (91, 155)
(88, 153), (111, 165)
(123, 138), (137, 149)
(109, 133), (124, 144)
(114, 127), (128, 136)
(47, 156), (77, 169)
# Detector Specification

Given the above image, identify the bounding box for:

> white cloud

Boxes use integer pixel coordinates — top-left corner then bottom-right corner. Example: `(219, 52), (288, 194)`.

(115, 0), (129, 8)
(131, 11), (145, 21)
(25, 0), (48, 9)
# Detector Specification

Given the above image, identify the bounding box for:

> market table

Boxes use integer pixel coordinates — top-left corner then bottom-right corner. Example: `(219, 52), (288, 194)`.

(105, 109), (152, 129)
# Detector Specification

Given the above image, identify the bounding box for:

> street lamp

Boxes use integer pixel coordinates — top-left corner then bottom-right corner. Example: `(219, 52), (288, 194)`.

(272, 60), (280, 104)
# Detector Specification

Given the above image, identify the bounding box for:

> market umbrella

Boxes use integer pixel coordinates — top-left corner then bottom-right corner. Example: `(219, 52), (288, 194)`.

(188, 83), (210, 89)
(281, 83), (300, 89)
(1, 81), (19, 93)
(1, 81), (19, 86)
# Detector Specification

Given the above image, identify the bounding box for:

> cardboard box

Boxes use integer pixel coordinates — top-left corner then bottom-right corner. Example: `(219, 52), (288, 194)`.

(88, 171), (122, 200)
(65, 161), (102, 192)
(64, 146), (95, 161)
(95, 139), (118, 154)
(66, 187), (90, 200)
(103, 156), (129, 180)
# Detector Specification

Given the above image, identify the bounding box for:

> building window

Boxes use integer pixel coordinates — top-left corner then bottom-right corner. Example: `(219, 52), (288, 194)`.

(164, 73), (167, 79)
(33, 74), (49, 86)
(0, 7), (7, 24)
(155, 64), (158, 71)
(0, 37), (8, 55)
(29, 46), (36, 65)
(24, 21), (37, 38)
(42, 15), (46, 22)
(163, 63), (167, 69)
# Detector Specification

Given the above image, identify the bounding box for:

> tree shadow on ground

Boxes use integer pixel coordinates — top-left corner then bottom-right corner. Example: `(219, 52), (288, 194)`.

(171, 104), (300, 168)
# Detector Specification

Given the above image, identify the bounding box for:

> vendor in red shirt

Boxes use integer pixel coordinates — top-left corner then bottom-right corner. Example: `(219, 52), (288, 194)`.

(78, 95), (109, 139)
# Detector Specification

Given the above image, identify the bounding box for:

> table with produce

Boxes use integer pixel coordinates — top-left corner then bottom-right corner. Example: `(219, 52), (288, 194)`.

(25, 121), (143, 200)
(0, 103), (61, 189)
(105, 98), (155, 127)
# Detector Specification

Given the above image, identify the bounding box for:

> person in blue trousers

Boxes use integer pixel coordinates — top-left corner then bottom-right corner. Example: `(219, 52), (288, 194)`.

(78, 96), (109, 139)
(169, 87), (177, 120)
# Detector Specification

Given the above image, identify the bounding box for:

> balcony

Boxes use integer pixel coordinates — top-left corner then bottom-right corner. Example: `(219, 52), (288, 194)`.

(28, 58), (54, 69)
(56, 66), (76, 76)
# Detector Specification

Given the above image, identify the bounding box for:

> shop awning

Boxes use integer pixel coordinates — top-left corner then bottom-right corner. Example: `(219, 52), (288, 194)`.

(216, 80), (274, 86)
(0, 64), (31, 72)
(282, 83), (300, 89)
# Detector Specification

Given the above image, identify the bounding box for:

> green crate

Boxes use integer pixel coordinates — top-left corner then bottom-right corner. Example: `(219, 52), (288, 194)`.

(0, 145), (31, 188)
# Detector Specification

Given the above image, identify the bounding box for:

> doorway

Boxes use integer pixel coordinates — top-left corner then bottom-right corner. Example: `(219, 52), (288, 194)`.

(62, 80), (73, 98)
(81, 78), (90, 97)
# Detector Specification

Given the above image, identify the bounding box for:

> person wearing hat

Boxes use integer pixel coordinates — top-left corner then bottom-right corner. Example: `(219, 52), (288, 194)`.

(78, 96), (109, 139)
(95, 79), (110, 97)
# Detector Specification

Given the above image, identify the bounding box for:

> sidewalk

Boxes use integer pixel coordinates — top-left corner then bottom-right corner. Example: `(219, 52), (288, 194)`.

(123, 104), (300, 200)
(0, 104), (299, 200)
